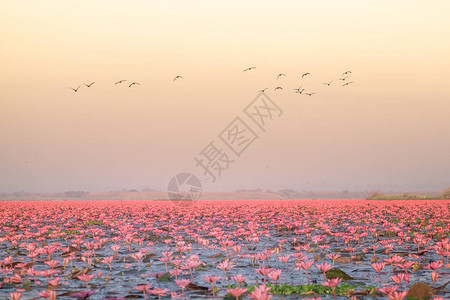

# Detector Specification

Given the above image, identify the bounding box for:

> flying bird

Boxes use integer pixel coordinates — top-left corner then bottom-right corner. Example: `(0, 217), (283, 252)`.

(342, 71), (352, 76)
(293, 86), (303, 92)
(274, 86), (283, 91)
(128, 82), (140, 87)
(174, 75), (184, 81)
(244, 67), (256, 72)
(296, 89), (305, 94)
(258, 88), (268, 93)
(342, 82), (353, 86)
(305, 92), (316, 96)
(302, 72), (311, 78)
(115, 80), (127, 85)
(277, 73), (286, 80)
(323, 81), (332, 86)
(84, 82), (95, 87)
(338, 76), (349, 81)
(70, 85), (81, 92)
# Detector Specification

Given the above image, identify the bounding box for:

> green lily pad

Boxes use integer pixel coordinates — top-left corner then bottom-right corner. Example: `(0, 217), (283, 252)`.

(326, 268), (354, 280)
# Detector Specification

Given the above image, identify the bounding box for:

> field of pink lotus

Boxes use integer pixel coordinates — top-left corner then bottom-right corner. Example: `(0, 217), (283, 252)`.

(0, 199), (448, 300)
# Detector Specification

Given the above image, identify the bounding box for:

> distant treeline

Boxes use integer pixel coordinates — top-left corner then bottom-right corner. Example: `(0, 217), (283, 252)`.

(366, 188), (450, 200)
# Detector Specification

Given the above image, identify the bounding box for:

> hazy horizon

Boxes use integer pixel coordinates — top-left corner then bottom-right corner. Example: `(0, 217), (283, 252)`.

(1, 1), (449, 194)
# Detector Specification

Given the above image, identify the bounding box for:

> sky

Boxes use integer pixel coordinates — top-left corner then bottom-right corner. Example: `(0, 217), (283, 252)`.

(1, 0), (450, 193)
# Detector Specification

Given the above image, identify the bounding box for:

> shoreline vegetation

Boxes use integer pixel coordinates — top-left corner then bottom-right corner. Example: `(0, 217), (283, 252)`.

(0, 187), (448, 201)
(366, 188), (450, 200)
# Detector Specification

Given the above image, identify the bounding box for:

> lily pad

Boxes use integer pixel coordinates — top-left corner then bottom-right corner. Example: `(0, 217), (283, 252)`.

(407, 282), (433, 299)
(326, 268), (354, 280)
(158, 272), (172, 282)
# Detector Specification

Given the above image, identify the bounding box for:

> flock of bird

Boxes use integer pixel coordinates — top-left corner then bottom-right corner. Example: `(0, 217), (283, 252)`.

(69, 69), (353, 96)
(252, 69), (354, 96)
(69, 76), (184, 92)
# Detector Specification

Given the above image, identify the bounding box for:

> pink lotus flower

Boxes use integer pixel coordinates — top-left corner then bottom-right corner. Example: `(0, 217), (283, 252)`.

(70, 290), (96, 299)
(226, 287), (248, 300)
(296, 260), (314, 284)
(176, 279), (190, 289)
(390, 274), (404, 284)
(425, 261), (443, 271)
(130, 252), (144, 271)
(431, 271), (439, 281)
(101, 256), (114, 271)
(326, 254), (341, 266)
(77, 274), (95, 289)
(322, 277), (342, 288)
(203, 275), (221, 296)
(371, 262), (386, 274)
(231, 274), (247, 283)
(135, 284), (153, 300)
(217, 258), (233, 278)
(248, 284), (273, 300)
(39, 290), (57, 300)
(169, 269), (183, 280)
(278, 255), (290, 268)
(10, 273), (23, 284)
(267, 269), (281, 284)
(379, 286), (399, 295)
(255, 267), (274, 284)
(149, 288), (170, 300)
(322, 278), (342, 300)
(316, 262), (333, 280)
(387, 290), (408, 300)
(396, 261), (414, 273)
(47, 276), (60, 286)
(9, 293), (22, 300)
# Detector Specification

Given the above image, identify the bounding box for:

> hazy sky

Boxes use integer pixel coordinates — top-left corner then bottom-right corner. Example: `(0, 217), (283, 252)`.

(1, 1), (450, 193)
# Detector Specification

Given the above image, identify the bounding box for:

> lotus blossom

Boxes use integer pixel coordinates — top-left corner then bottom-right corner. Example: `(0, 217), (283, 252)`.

(149, 288), (170, 300)
(387, 290), (408, 300)
(322, 278), (342, 300)
(9, 293), (22, 300)
(135, 284), (152, 300)
(316, 262), (333, 280)
(248, 284), (273, 300)
(203, 275), (221, 296)
(371, 262), (386, 274)
(226, 287), (248, 300)
(70, 290), (96, 300)
(231, 274), (247, 284)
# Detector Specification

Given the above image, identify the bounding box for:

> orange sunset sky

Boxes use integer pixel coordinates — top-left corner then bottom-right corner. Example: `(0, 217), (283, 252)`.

(1, 1), (449, 193)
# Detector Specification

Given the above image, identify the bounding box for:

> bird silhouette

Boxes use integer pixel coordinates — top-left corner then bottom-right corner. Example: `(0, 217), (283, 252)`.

(274, 86), (283, 91)
(244, 67), (256, 72)
(115, 80), (127, 85)
(128, 82), (140, 88)
(296, 89), (305, 94)
(84, 82), (95, 87)
(277, 73), (286, 80)
(342, 82), (353, 86)
(174, 75), (184, 81)
(258, 88), (268, 93)
(305, 92), (316, 96)
(70, 85), (81, 92)
(342, 71), (352, 76)
(293, 86), (303, 92)
(338, 76), (349, 81)
(323, 81), (332, 86)
(302, 72), (311, 78)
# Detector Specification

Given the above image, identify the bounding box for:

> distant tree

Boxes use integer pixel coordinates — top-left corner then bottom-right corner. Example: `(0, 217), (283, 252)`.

(367, 191), (383, 200)
(441, 187), (450, 200)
